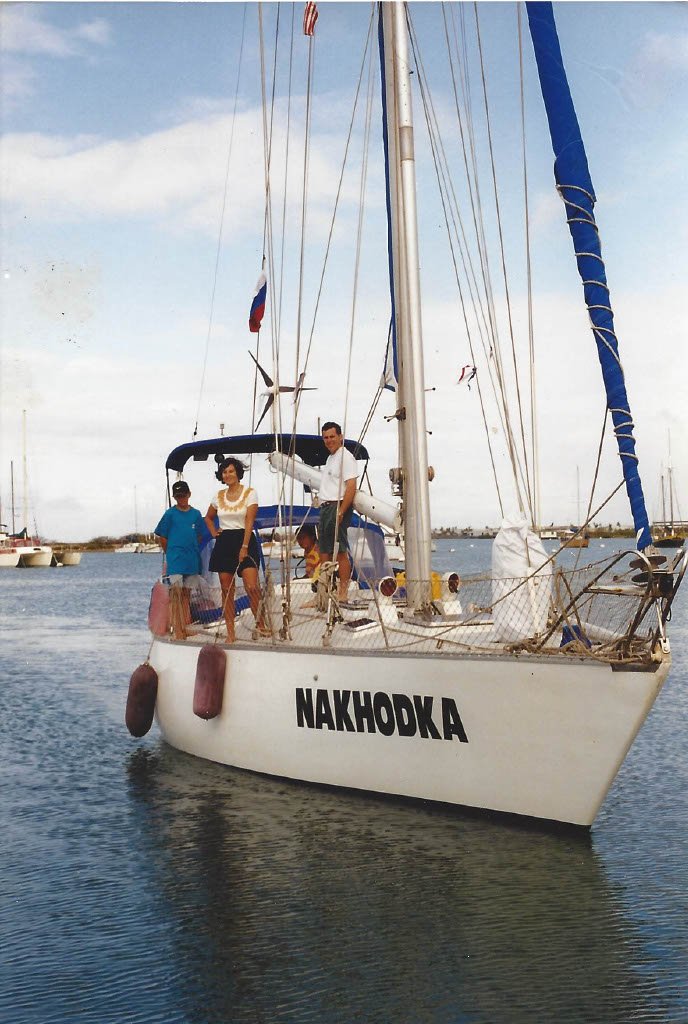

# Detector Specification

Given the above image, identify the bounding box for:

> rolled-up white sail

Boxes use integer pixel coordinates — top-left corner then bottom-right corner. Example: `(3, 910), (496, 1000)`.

(268, 452), (402, 532)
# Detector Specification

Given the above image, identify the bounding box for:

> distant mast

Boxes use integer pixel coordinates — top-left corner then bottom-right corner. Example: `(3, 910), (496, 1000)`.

(10, 460), (16, 534)
(380, 1), (433, 610)
(22, 409), (28, 533)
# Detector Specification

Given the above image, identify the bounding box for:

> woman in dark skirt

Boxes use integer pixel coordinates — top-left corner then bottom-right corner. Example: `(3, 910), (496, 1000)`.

(205, 457), (267, 641)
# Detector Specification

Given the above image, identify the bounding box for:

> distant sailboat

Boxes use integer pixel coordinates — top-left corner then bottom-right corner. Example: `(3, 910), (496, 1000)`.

(559, 467), (589, 547)
(654, 432), (684, 548)
(15, 411), (52, 568)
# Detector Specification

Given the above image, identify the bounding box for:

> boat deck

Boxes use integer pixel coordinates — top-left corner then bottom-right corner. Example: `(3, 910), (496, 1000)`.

(165, 549), (682, 665)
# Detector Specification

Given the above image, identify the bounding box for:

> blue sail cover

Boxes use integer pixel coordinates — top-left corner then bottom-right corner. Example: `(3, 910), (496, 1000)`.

(526, 2), (652, 549)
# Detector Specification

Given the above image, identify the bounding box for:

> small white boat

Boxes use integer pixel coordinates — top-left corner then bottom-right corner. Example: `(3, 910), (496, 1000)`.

(383, 532), (404, 564)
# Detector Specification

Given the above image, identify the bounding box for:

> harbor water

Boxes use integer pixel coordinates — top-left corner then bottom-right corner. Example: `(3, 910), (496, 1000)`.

(2, 541), (687, 1023)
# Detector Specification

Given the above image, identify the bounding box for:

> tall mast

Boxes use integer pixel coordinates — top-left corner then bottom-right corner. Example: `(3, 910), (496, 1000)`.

(379, 7), (406, 497)
(381, 1), (432, 610)
(22, 409), (28, 532)
(10, 461), (16, 534)
(661, 473), (666, 527)
(667, 430), (674, 530)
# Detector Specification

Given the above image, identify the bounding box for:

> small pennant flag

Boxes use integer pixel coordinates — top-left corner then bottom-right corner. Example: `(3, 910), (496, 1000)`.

(457, 364), (477, 389)
(303, 1), (318, 36)
(248, 272), (267, 333)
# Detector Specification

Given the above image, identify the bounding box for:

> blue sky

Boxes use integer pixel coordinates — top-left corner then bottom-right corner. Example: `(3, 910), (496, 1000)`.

(1, 1), (687, 542)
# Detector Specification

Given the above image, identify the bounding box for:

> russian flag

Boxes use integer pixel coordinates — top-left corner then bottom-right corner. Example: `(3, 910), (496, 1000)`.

(248, 272), (267, 333)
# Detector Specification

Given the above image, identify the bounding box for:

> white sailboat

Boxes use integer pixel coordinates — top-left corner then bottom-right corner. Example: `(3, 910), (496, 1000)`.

(130, 2), (686, 828)
(14, 412), (52, 568)
(654, 432), (685, 548)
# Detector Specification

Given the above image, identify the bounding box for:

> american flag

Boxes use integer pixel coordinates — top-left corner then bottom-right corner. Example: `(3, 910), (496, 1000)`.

(303, 1), (318, 36)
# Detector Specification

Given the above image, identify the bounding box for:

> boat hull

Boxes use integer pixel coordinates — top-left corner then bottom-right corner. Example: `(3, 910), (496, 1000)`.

(150, 638), (669, 827)
(53, 550), (83, 565)
(0, 551), (20, 567)
(18, 548), (53, 567)
(654, 536), (684, 549)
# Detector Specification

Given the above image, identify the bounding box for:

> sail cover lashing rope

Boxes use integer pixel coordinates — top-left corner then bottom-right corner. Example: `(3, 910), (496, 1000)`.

(526, 1), (652, 550)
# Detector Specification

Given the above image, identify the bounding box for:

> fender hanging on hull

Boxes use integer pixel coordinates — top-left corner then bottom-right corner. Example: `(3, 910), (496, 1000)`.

(125, 662), (159, 737)
(193, 644), (227, 720)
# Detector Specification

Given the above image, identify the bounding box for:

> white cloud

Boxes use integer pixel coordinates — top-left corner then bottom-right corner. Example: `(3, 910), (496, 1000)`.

(0, 6), (111, 58)
(1, 106), (373, 241)
(641, 32), (688, 73)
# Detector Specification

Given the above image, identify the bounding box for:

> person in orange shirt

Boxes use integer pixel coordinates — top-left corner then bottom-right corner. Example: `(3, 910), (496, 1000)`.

(296, 525), (320, 578)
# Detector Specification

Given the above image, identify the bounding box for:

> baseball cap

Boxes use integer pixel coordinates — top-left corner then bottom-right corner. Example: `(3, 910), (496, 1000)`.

(172, 481), (190, 496)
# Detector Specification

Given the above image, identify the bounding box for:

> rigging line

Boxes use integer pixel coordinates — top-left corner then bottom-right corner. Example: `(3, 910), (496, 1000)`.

(413, 15), (528, 521)
(418, 13), (494, 370)
(518, 4), (539, 529)
(474, 3), (533, 521)
(442, 4), (528, 509)
(449, 4), (502, 368)
(408, 21), (505, 515)
(357, 384), (385, 449)
(299, 7), (376, 377)
(408, 15), (511, 449)
(191, 2), (247, 441)
(267, 2), (283, 384)
(255, 4), (282, 436)
(452, 7), (520, 489)
(293, 20), (316, 402)
(287, 3), (375, 489)
(411, 24), (504, 438)
(574, 406), (609, 572)
(441, 4), (496, 357)
(265, 5), (289, 513)
(276, 5), (296, 335)
(342, 30), (376, 449)
(282, 15), (318, 556)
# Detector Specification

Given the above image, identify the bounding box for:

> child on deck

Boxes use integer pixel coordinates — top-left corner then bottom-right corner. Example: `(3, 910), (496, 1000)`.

(154, 481), (205, 640)
(296, 524), (320, 578)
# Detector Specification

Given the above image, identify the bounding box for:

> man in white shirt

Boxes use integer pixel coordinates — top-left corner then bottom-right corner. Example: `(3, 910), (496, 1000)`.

(318, 421), (358, 601)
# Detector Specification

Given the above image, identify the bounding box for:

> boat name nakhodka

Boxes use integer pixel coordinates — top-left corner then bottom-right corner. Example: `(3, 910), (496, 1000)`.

(296, 688), (469, 742)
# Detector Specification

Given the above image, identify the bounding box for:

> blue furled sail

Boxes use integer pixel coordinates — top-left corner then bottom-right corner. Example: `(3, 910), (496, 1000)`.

(526, 2), (652, 549)
(377, 9), (398, 392)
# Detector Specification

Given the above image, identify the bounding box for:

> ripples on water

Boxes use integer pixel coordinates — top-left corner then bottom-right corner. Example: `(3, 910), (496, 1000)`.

(1, 545), (686, 1023)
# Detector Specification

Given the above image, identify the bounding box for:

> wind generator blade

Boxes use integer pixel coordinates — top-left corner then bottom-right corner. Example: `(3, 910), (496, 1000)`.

(293, 388), (316, 402)
(254, 395), (274, 431)
(248, 351), (274, 388)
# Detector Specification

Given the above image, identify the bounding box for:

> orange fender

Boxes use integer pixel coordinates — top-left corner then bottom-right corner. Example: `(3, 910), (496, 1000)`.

(125, 663), (158, 737)
(193, 644), (226, 720)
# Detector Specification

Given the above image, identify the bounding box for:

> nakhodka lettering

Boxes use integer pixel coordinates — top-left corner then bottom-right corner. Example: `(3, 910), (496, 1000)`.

(296, 688), (468, 743)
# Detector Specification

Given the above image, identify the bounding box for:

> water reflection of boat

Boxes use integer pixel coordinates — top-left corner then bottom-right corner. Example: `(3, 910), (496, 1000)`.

(126, 745), (672, 1024)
